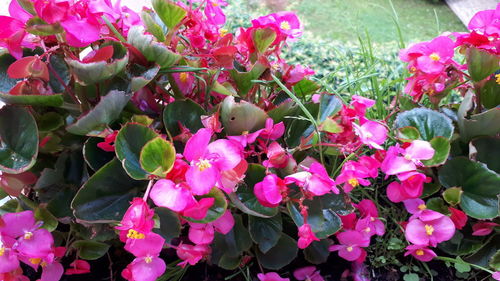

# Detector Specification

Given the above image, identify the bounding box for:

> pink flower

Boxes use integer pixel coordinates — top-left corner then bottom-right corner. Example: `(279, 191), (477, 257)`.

(227, 130), (263, 147)
(260, 119), (285, 140)
(33, 0), (69, 24)
(297, 223), (320, 249)
(468, 3), (500, 36)
(188, 210), (234, 245)
(403, 198), (441, 220)
(381, 141), (434, 176)
(182, 197), (215, 220)
(354, 200), (385, 237)
(254, 174), (288, 208)
(472, 222), (499, 236)
(39, 262), (64, 281)
(252, 12), (303, 42)
(0, 16), (28, 59)
(404, 245), (436, 262)
(336, 162), (372, 193)
(116, 198), (155, 241)
(352, 120), (387, 149)
(97, 131), (118, 152)
(0, 240), (19, 274)
(493, 271), (500, 281)
(172, 72), (195, 96)
(448, 207), (467, 230)
(205, 0), (227, 26)
(257, 272), (290, 281)
(329, 230), (370, 262)
(350, 95), (375, 117)
(286, 162), (339, 196)
(283, 64), (315, 85)
(123, 232), (166, 281)
(65, 260), (91, 275)
(60, 16), (101, 48)
(293, 266), (324, 281)
(387, 172), (429, 202)
(176, 243), (210, 267)
(150, 180), (195, 212)
(263, 142), (295, 169)
(184, 128), (242, 195)
(400, 36), (455, 74)
(405, 211), (455, 247)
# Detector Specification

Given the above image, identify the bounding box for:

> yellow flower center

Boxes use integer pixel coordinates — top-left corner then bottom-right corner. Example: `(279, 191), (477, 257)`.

(24, 231), (33, 240)
(144, 256), (153, 264)
(429, 53), (440, 61)
(219, 28), (228, 37)
(496, 74), (500, 85)
(196, 159), (212, 171)
(280, 21), (291, 30)
(409, 66), (417, 73)
(0, 247), (5, 256)
(29, 258), (42, 265)
(41, 261), (48, 268)
(404, 154), (412, 161)
(415, 249), (424, 256)
(418, 204), (427, 211)
(346, 246), (353, 252)
(425, 224), (434, 236)
(348, 178), (359, 187)
(127, 229), (145, 239)
(364, 132), (373, 139)
(212, 1), (218, 6)
(179, 72), (189, 83)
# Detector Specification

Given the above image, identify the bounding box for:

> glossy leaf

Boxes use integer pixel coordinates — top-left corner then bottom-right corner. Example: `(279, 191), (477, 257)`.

(0, 106), (39, 173)
(466, 46), (500, 82)
(152, 0), (186, 29)
(249, 213), (282, 253)
(38, 112), (64, 132)
(115, 123), (159, 180)
(34, 206), (58, 232)
(155, 207), (181, 243)
(140, 10), (166, 42)
(220, 96), (268, 135)
(130, 64), (160, 92)
(304, 239), (332, 264)
(127, 26), (181, 68)
(83, 137), (115, 171)
(458, 91), (500, 142)
(396, 126), (420, 142)
(465, 235), (500, 267)
(439, 157), (500, 219)
(443, 187), (462, 205)
(66, 91), (131, 136)
(395, 107), (453, 141)
(48, 55), (70, 93)
(293, 79), (320, 97)
(470, 136), (500, 173)
(183, 187), (228, 223)
(72, 240), (110, 260)
(490, 250), (500, 271)
(163, 99), (206, 136)
(256, 234), (298, 270)
(230, 63), (267, 97)
(139, 137), (175, 177)
(422, 137), (450, 166)
(481, 78), (500, 109)
(71, 158), (146, 223)
(438, 231), (483, 256)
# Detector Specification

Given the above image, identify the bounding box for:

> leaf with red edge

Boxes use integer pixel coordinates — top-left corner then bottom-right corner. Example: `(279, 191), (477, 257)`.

(81, 45), (114, 63)
(213, 46), (238, 69)
(7, 56), (49, 81)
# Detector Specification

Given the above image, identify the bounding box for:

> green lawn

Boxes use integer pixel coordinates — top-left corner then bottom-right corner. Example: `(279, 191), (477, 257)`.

(290, 0), (466, 43)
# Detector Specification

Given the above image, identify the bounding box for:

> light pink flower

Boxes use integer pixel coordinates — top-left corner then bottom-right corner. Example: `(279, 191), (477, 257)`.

(329, 230), (370, 262)
(352, 121), (387, 149)
(405, 212), (455, 247)
(293, 266), (324, 281)
(188, 210), (234, 245)
(257, 272), (290, 281)
(286, 162), (339, 196)
(403, 198), (442, 220)
(468, 3), (500, 36)
(381, 141), (434, 176)
(493, 271), (500, 281)
(404, 245), (436, 262)
(150, 180), (195, 213)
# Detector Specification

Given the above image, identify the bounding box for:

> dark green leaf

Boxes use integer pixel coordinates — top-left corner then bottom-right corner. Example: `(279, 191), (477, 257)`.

(48, 55), (70, 93)
(83, 137), (115, 171)
(71, 158), (146, 223)
(183, 187), (227, 223)
(0, 106), (39, 173)
(489, 250), (500, 271)
(304, 239), (332, 264)
(458, 91), (500, 141)
(0, 53), (19, 92)
(38, 112), (64, 132)
(470, 137), (500, 173)
(426, 198), (449, 215)
(395, 107), (453, 141)
(256, 234), (298, 270)
(229, 63), (267, 97)
(293, 79), (320, 97)
(140, 137), (176, 177)
(465, 235), (500, 268)
(481, 78), (500, 109)
(72, 240), (110, 260)
(34, 206), (58, 232)
(130, 64), (160, 92)
(163, 99), (206, 136)
(155, 207), (180, 243)
(249, 213), (282, 253)
(25, 17), (62, 36)
(0, 93), (64, 107)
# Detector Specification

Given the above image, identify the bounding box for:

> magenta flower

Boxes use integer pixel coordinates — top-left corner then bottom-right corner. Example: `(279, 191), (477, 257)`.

(257, 272), (290, 281)
(400, 36), (455, 74)
(493, 271), (500, 281)
(116, 198), (155, 240)
(260, 119), (285, 140)
(350, 95), (375, 117)
(286, 162), (339, 196)
(472, 222), (499, 236)
(227, 130), (263, 147)
(403, 198), (442, 221)
(293, 266), (324, 281)
(404, 245), (436, 262)
(184, 128), (243, 195)
(405, 212), (455, 247)
(381, 140), (434, 176)
(329, 230), (370, 262)
(336, 162), (372, 193)
(354, 200), (385, 237)
(182, 197), (215, 220)
(467, 3), (500, 36)
(0, 238), (19, 274)
(150, 180), (196, 213)
(176, 243), (210, 267)
(65, 259), (91, 275)
(263, 142), (295, 169)
(123, 233), (166, 281)
(297, 223), (320, 249)
(283, 64), (315, 85)
(188, 210), (234, 245)
(252, 12), (303, 42)
(352, 120), (387, 150)
(254, 174), (288, 208)
(172, 72), (195, 96)
(39, 262), (64, 281)
(205, 0), (227, 26)
(386, 172), (429, 202)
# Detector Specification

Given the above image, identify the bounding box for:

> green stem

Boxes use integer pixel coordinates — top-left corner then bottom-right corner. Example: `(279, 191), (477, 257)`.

(436, 256), (494, 274)
(102, 15), (126, 42)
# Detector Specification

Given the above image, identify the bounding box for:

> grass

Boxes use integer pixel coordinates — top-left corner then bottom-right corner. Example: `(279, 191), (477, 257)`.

(289, 0), (466, 43)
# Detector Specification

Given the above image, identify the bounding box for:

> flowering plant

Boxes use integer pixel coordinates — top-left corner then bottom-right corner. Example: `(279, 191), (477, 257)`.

(0, 0), (498, 280)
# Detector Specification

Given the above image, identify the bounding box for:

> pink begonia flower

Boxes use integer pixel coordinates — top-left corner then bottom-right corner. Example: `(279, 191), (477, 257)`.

(403, 198), (442, 221)
(39, 262), (64, 281)
(448, 207), (467, 230)
(285, 162), (339, 196)
(354, 200), (385, 237)
(263, 142), (295, 169)
(188, 210), (234, 245)
(150, 180), (196, 213)
(283, 64), (315, 85)
(257, 272), (290, 281)
(472, 222), (499, 236)
(467, 3), (500, 36)
(254, 174), (288, 208)
(352, 121), (387, 150)
(182, 197), (215, 220)
(329, 230), (370, 262)
(405, 211), (455, 247)
(60, 16), (101, 48)
(381, 140), (434, 176)
(123, 232), (166, 281)
(125, 232), (164, 259)
(297, 223), (320, 249)
(34, 0), (69, 24)
(0, 240), (19, 273)
(97, 131), (118, 152)
(350, 95), (375, 117)
(260, 119), (285, 140)
(176, 243), (210, 267)
(172, 72), (196, 96)
(202, 113), (223, 133)
(340, 213), (357, 230)
(404, 245), (436, 262)
(65, 259), (91, 275)
(252, 11), (303, 41)
(219, 159), (248, 194)
(336, 161), (373, 193)
(227, 130), (263, 147)
(400, 36), (455, 74)
(0, 16), (27, 59)
(387, 172), (429, 203)
(293, 266), (324, 281)
(116, 198), (155, 241)
(493, 271), (500, 281)
(184, 128), (242, 195)
(205, 0), (227, 26)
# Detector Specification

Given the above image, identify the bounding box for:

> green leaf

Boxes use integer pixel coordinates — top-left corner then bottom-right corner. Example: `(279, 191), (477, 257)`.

(34, 206), (58, 232)
(465, 235), (500, 268)
(25, 17), (63, 36)
(319, 94), (342, 122)
(293, 79), (320, 97)
(489, 250), (500, 271)
(115, 123), (159, 180)
(211, 215), (251, 269)
(395, 107), (453, 141)
(218, 255), (242, 270)
(304, 239), (332, 264)
(422, 182), (441, 198)
(66, 90), (132, 136)
(140, 10), (166, 42)
(140, 137), (176, 177)
(285, 102), (318, 147)
(228, 164), (278, 218)
(466, 46), (500, 82)
(71, 158), (146, 223)
(439, 157), (500, 219)
(454, 257), (472, 273)
(458, 91), (500, 142)
(183, 187), (227, 223)
(127, 26), (181, 69)
(154, 207), (180, 243)
(268, 99), (297, 123)
(252, 28), (277, 54)
(256, 234), (298, 270)
(426, 198), (450, 215)
(230, 63), (267, 97)
(48, 55), (70, 93)
(403, 273), (419, 281)
(0, 54), (19, 92)
(0, 93), (64, 107)
(220, 96), (268, 135)
(470, 137), (500, 173)
(443, 187), (462, 205)
(83, 137), (115, 172)
(38, 112), (64, 132)
(481, 77), (500, 109)
(65, 42), (129, 85)
(422, 137), (450, 166)
(0, 106), (39, 173)
(249, 213), (282, 253)
(130, 64), (160, 92)
(163, 99), (206, 136)
(152, 0), (186, 29)
(72, 240), (110, 260)
(396, 126), (421, 142)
